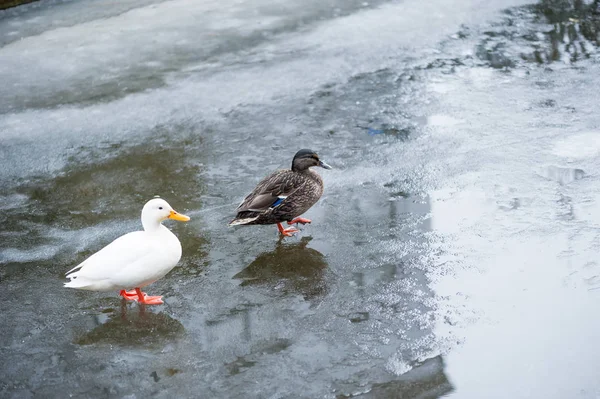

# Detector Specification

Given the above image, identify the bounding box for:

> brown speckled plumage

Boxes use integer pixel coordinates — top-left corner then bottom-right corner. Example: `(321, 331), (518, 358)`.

(229, 149), (331, 226)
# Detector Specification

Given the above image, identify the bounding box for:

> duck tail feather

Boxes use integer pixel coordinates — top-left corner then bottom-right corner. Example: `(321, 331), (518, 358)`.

(64, 274), (91, 289)
(228, 216), (258, 226)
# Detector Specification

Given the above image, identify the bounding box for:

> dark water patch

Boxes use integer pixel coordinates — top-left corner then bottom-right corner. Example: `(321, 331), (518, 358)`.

(469, 0), (600, 70)
(533, 0), (600, 61)
(477, 41), (516, 69)
(421, 0), (600, 75)
(6, 127), (203, 230)
(0, 0), (38, 11)
(18, 68), (168, 112)
(233, 237), (329, 301)
(76, 305), (185, 347)
(425, 57), (467, 75)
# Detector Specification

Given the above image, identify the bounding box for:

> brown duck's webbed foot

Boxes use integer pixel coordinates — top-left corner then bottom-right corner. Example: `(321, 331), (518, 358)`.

(288, 217), (311, 225)
(277, 222), (299, 237)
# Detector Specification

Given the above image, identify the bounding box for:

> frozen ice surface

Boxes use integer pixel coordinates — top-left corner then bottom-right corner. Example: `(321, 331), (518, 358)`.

(2, 0), (600, 398)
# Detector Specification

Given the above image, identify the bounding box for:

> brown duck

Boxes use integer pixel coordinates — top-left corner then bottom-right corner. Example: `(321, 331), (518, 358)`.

(229, 149), (332, 236)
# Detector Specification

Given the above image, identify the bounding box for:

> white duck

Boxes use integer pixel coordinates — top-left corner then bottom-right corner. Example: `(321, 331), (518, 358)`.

(65, 198), (190, 305)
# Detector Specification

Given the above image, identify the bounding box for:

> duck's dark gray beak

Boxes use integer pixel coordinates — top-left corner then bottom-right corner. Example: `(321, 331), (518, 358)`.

(319, 160), (332, 170)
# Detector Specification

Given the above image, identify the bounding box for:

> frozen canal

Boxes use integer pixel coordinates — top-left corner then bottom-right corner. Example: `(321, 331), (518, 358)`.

(1, 0), (600, 397)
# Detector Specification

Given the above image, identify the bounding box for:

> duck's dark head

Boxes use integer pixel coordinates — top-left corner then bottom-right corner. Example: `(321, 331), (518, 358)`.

(291, 149), (332, 172)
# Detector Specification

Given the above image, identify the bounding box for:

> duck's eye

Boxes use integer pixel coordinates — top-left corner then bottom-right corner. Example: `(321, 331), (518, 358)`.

(159, 207), (163, 210)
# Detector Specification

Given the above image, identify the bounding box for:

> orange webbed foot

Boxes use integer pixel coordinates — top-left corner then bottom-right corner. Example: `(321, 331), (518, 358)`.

(120, 288), (163, 305)
(288, 217), (311, 225)
(137, 295), (164, 305)
(120, 289), (138, 301)
(277, 222), (299, 237)
(135, 288), (163, 305)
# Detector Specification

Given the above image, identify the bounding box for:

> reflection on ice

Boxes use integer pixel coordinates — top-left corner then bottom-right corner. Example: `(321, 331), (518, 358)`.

(76, 304), (184, 347)
(233, 237), (328, 300)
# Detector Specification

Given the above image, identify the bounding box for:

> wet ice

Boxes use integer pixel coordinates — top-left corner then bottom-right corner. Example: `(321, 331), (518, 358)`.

(2, 0), (600, 398)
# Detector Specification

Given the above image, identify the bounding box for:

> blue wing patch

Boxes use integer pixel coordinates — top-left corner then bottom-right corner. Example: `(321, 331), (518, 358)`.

(271, 196), (286, 208)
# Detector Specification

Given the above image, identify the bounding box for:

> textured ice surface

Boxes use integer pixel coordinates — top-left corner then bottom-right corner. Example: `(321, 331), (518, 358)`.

(2, 0), (600, 398)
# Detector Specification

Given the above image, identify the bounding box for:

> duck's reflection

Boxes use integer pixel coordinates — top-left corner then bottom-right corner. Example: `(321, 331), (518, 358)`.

(76, 303), (184, 346)
(233, 237), (328, 300)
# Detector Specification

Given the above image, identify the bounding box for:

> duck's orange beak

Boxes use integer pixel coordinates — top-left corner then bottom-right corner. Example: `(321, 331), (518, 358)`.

(168, 210), (190, 222)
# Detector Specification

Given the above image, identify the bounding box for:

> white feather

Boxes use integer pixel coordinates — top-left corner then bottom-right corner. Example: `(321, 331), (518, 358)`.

(64, 198), (185, 292)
